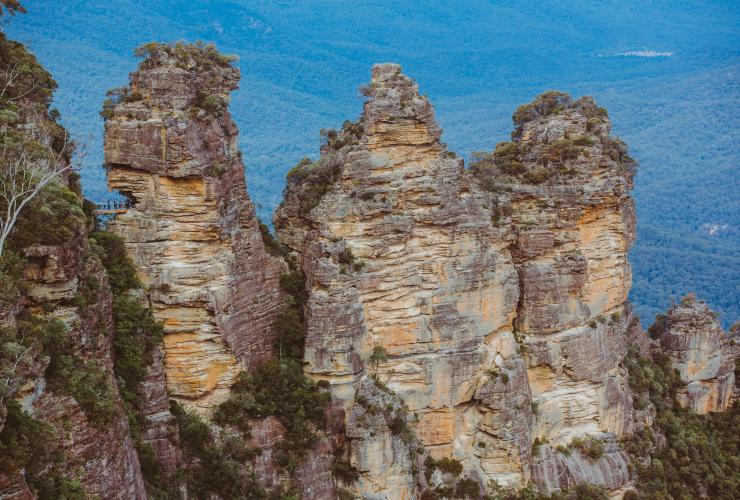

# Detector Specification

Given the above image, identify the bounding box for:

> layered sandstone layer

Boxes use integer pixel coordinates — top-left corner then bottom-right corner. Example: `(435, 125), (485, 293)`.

(5, 214), (146, 498)
(484, 92), (639, 445)
(104, 45), (282, 411)
(660, 295), (735, 413)
(275, 66), (643, 497)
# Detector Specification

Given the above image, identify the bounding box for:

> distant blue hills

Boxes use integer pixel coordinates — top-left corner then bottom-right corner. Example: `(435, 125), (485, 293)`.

(7, 0), (739, 326)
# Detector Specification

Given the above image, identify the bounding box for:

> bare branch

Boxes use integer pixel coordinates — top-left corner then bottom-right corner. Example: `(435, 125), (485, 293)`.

(0, 123), (75, 257)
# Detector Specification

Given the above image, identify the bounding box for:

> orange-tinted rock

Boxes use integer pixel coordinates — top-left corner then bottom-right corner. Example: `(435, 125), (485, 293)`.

(104, 45), (282, 412)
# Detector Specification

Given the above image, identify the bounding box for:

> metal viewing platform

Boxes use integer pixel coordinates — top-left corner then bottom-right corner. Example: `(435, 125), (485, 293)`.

(93, 199), (131, 215)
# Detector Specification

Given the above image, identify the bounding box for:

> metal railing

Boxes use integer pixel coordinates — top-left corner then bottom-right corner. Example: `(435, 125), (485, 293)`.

(93, 199), (132, 214)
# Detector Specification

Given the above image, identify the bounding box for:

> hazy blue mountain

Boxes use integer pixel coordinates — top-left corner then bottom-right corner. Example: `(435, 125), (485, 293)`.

(7, 0), (739, 326)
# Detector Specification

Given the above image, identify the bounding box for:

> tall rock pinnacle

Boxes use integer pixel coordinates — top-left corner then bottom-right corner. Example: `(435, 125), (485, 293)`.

(104, 43), (282, 411)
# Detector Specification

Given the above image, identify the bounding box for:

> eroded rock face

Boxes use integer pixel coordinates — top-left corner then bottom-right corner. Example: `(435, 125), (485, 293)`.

(531, 435), (631, 496)
(276, 67), (643, 497)
(104, 47), (282, 411)
(476, 93), (638, 449)
(660, 295), (735, 413)
(12, 231), (146, 498)
(276, 64), (526, 491)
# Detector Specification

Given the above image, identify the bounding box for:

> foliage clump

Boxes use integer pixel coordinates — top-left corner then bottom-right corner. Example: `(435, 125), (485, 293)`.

(134, 41), (237, 71)
(283, 119), (363, 215)
(622, 347), (740, 498)
(171, 401), (265, 499)
(214, 359), (330, 470)
(0, 31), (56, 109)
(258, 223), (290, 259)
(3, 181), (84, 252)
(568, 435), (605, 460)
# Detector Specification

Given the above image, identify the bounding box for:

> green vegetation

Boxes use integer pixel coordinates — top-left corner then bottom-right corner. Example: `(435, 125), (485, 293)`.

(34, 316), (115, 425)
(512, 91), (573, 126)
(0, 30), (55, 108)
(423, 457), (483, 499)
(368, 344), (389, 374)
(320, 119), (363, 152)
(545, 138), (581, 164)
(259, 222), (290, 259)
(622, 347), (740, 499)
(337, 245), (365, 273)
(285, 155), (342, 214)
(100, 86), (142, 120)
(214, 359), (330, 470)
(0, 250), (24, 309)
(134, 41), (237, 70)
(91, 231), (140, 294)
(470, 141), (523, 181)
(647, 313), (668, 340)
(489, 481), (609, 500)
(3, 181), (84, 253)
(531, 436), (549, 456)
(0, 399), (55, 480)
(171, 401), (266, 499)
(273, 269), (307, 360)
(92, 230), (172, 493)
(332, 456), (360, 483)
(568, 435), (604, 461)
(281, 119), (362, 215)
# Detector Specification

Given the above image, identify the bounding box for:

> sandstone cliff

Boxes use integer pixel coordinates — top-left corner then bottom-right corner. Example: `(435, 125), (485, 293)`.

(15, 227), (147, 498)
(0, 29), (146, 497)
(658, 294), (735, 414)
(104, 43), (282, 412)
(275, 64), (640, 497)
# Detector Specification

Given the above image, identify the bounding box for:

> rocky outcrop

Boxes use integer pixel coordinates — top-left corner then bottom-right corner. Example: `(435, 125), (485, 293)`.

(276, 63), (525, 492)
(104, 44), (282, 411)
(275, 66), (641, 497)
(479, 91), (638, 448)
(531, 434), (631, 495)
(14, 225), (146, 498)
(138, 345), (181, 474)
(659, 295), (735, 413)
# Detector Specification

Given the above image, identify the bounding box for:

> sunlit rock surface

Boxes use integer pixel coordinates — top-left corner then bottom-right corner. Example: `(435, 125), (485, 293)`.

(104, 47), (282, 412)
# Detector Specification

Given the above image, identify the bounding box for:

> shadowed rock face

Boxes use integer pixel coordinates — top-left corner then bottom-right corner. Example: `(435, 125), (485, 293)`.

(660, 295), (735, 413)
(104, 46), (282, 412)
(275, 66), (645, 496)
(6, 229), (147, 498)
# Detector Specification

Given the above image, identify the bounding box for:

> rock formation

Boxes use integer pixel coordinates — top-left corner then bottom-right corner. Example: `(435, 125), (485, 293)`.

(275, 65), (641, 496)
(659, 294), (735, 413)
(0, 197), (146, 498)
(0, 30), (146, 497)
(104, 43), (282, 411)
(19, 233), (147, 498)
(481, 92), (640, 491)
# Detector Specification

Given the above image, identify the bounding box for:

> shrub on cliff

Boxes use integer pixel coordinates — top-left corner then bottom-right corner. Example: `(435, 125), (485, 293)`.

(91, 231), (140, 294)
(170, 401), (265, 499)
(285, 154), (342, 213)
(134, 41), (237, 71)
(214, 359), (330, 469)
(0, 31), (55, 107)
(622, 348), (740, 498)
(513, 91), (573, 126)
(39, 316), (117, 425)
(569, 435), (604, 460)
(3, 181), (85, 252)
